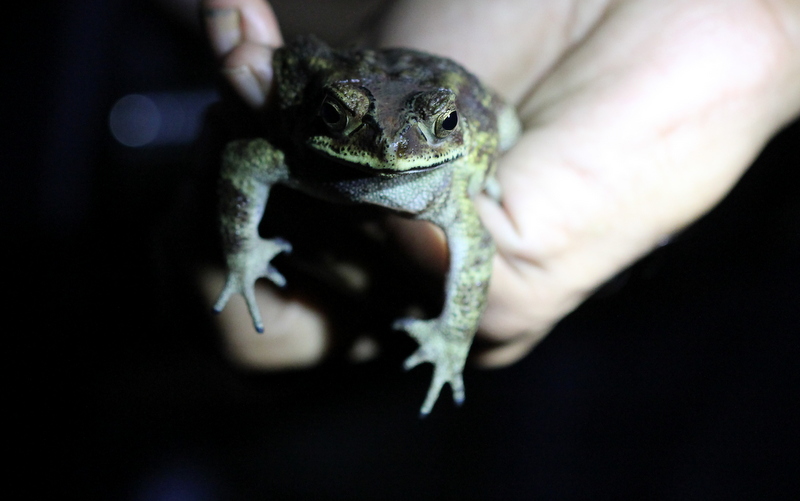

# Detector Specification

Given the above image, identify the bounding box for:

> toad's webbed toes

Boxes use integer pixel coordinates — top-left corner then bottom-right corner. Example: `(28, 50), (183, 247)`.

(215, 237), (292, 333)
(396, 317), (471, 416)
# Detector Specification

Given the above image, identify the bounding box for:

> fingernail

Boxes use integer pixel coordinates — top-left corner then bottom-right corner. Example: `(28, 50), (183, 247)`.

(204, 8), (241, 56)
(223, 64), (271, 108)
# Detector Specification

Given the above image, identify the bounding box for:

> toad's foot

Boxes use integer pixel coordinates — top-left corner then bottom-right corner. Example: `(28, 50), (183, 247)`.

(394, 317), (472, 416)
(213, 237), (292, 333)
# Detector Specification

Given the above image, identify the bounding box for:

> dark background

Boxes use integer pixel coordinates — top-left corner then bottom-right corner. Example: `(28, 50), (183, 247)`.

(8, 2), (799, 499)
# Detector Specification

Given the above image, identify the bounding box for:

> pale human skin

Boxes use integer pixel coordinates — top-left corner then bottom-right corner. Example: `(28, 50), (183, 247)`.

(198, 0), (800, 371)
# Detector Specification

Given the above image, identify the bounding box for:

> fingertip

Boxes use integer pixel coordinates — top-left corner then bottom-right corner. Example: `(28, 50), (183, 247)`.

(221, 43), (275, 108)
(204, 7), (242, 56)
(385, 217), (448, 275)
(238, 0), (283, 47)
(203, 0), (282, 56)
(472, 335), (541, 368)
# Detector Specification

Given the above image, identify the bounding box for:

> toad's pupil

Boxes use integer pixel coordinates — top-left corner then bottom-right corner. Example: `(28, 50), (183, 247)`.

(442, 111), (458, 130)
(321, 102), (342, 125)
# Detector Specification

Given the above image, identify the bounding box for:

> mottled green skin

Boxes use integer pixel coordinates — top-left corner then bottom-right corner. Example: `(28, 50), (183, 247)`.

(214, 36), (520, 415)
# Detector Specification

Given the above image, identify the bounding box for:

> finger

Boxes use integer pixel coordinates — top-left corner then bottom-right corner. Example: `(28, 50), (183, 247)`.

(379, 0), (587, 104)
(220, 42), (276, 108)
(474, 184), (578, 341)
(472, 334), (543, 369)
(203, 0), (282, 57)
(200, 266), (330, 370)
(384, 216), (447, 275)
(203, 0), (282, 108)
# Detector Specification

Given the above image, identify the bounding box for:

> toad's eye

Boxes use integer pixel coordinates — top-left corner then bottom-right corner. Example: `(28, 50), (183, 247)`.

(319, 99), (348, 132)
(434, 110), (458, 138)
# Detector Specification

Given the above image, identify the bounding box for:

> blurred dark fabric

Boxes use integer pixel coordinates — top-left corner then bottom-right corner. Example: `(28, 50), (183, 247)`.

(7, 2), (799, 499)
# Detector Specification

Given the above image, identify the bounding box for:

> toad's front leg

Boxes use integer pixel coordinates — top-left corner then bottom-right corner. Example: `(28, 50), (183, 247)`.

(213, 138), (292, 333)
(395, 199), (494, 416)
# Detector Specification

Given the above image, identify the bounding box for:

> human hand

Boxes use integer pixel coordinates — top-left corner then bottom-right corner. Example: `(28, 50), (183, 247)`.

(199, 0), (800, 370)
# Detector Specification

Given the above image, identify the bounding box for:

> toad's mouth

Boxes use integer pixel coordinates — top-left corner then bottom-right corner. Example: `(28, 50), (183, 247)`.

(308, 146), (462, 177)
